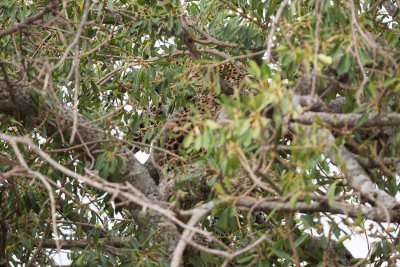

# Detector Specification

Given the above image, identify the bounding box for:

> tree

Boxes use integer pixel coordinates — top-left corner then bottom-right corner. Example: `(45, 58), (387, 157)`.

(1, 0), (400, 265)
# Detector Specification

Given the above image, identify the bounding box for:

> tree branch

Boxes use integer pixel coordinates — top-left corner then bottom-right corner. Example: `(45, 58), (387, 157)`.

(295, 111), (400, 127)
(33, 237), (133, 261)
(290, 122), (399, 215)
(235, 198), (400, 222)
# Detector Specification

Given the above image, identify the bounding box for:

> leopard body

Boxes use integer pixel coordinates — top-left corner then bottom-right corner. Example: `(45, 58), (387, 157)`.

(136, 58), (248, 175)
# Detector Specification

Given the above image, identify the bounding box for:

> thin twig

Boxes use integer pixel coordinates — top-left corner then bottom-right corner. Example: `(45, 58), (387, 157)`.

(265, 0), (290, 62)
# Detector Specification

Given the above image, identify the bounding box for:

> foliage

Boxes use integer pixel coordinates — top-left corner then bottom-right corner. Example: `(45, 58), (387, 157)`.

(1, 0), (400, 266)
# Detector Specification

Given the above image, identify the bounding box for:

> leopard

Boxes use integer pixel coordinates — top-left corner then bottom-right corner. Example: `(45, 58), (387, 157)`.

(151, 58), (248, 177)
(131, 56), (249, 182)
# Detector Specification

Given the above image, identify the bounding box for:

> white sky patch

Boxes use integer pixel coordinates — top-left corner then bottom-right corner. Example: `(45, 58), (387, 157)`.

(124, 104), (133, 112)
(53, 250), (71, 265)
(135, 150), (150, 163)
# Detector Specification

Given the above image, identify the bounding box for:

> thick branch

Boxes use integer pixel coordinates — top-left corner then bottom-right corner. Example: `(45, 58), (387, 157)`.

(0, 81), (157, 193)
(292, 97), (398, 212)
(295, 111), (400, 127)
(291, 123), (399, 213)
(235, 198), (400, 222)
(0, 80), (35, 122)
(0, 81), (178, 253)
(171, 202), (215, 267)
(33, 237), (133, 261)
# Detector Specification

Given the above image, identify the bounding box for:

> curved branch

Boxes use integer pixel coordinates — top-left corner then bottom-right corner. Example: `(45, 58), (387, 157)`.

(171, 202), (215, 267)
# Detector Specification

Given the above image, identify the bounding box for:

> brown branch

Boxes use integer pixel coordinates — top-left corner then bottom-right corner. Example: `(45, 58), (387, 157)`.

(0, 63), (19, 120)
(0, 80), (180, 254)
(295, 111), (400, 127)
(0, 223), (7, 267)
(171, 202), (215, 267)
(290, 122), (399, 214)
(235, 198), (400, 222)
(180, 16), (202, 60)
(354, 155), (400, 171)
(27, 222), (51, 267)
(51, 0), (91, 71)
(32, 237), (133, 261)
(0, 79), (35, 123)
(265, 0), (290, 62)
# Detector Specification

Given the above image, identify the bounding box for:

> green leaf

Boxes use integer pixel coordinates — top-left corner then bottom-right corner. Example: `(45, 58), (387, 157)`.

(338, 53), (351, 76)
(207, 175), (217, 186)
(75, 253), (86, 265)
(343, 90), (355, 113)
(249, 60), (261, 78)
(388, 178), (398, 196)
(214, 182), (226, 195)
(289, 193), (298, 209)
(300, 214), (315, 228)
(79, 0), (85, 11)
(155, 59), (170, 66)
(294, 234), (308, 248)
(383, 78), (398, 88)
(320, 235), (328, 249)
(236, 254), (254, 264)
(337, 234), (350, 244)
(314, 114), (322, 124)
(271, 249), (291, 259)
(365, 83), (376, 98)
(356, 109), (370, 127)
(206, 120), (219, 130)
(21, 237), (32, 250)
(317, 54), (333, 66)
(327, 181), (338, 206)
(276, 45), (288, 53)
(93, 231), (100, 246)
(229, 205), (237, 217)
(143, 72), (150, 90)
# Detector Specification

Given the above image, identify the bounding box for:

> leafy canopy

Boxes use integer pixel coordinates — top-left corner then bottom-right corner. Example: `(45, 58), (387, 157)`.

(1, 0), (400, 266)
